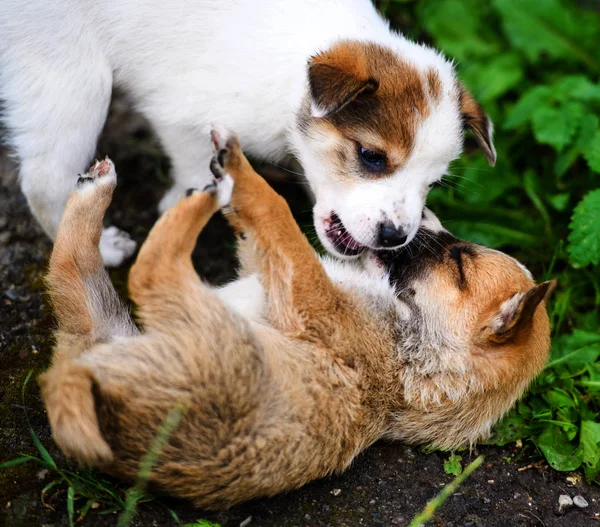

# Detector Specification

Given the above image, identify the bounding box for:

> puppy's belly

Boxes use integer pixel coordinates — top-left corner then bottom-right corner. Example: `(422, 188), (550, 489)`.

(216, 274), (266, 322)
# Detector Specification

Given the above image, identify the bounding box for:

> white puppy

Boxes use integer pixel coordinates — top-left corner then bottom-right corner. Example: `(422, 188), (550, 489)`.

(0, 0), (495, 265)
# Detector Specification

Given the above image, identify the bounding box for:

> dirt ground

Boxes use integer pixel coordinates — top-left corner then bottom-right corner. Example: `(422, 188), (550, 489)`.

(1, 98), (599, 527)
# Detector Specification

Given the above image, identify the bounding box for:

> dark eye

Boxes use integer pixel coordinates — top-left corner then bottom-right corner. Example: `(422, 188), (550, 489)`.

(358, 145), (387, 173)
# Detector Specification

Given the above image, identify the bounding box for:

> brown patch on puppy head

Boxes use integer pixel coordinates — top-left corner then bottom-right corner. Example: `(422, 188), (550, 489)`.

(307, 40), (432, 174)
(459, 84), (496, 166)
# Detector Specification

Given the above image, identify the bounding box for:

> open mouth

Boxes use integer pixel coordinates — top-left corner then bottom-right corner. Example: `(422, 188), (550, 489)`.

(324, 212), (365, 257)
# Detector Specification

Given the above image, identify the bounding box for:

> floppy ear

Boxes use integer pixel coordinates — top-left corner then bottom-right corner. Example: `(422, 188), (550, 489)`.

(483, 280), (556, 344)
(459, 85), (496, 166)
(308, 48), (378, 118)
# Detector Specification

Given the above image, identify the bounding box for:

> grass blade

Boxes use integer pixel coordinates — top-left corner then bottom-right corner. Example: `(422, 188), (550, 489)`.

(21, 370), (57, 470)
(0, 455), (39, 468)
(117, 405), (184, 527)
(67, 486), (75, 527)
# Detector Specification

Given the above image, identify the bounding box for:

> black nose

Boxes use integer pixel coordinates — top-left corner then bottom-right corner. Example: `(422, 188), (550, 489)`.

(378, 222), (408, 248)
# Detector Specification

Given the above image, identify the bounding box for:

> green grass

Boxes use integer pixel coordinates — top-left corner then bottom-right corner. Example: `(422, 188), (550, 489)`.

(378, 0), (600, 482)
(0, 371), (196, 526)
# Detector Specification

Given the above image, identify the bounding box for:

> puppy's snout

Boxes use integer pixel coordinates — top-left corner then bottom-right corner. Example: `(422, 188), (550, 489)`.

(378, 221), (408, 248)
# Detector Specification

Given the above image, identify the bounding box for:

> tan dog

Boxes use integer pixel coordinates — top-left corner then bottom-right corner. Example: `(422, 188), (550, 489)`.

(40, 127), (554, 509)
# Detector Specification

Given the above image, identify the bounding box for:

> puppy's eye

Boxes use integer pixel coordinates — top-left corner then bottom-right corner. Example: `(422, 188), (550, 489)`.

(358, 145), (387, 173)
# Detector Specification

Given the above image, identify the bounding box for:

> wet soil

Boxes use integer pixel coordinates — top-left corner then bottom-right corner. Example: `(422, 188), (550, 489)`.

(1, 98), (599, 527)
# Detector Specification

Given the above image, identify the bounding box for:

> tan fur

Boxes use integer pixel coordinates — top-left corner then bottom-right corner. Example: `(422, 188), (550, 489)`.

(40, 138), (553, 509)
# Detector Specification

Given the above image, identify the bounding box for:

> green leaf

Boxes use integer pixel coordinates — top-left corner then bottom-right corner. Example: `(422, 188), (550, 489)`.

(568, 189), (600, 268)
(536, 425), (583, 471)
(461, 53), (523, 103)
(532, 103), (583, 151)
(443, 454), (463, 476)
(580, 420), (600, 481)
(555, 76), (600, 103)
(493, 0), (600, 69)
(488, 410), (531, 446)
(419, 0), (499, 61)
(505, 86), (553, 130)
(583, 130), (600, 173)
(548, 193), (570, 212)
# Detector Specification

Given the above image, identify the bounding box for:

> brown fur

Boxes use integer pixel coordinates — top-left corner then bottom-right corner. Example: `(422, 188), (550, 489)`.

(309, 41), (429, 172)
(459, 84), (496, 165)
(40, 138), (552, 509)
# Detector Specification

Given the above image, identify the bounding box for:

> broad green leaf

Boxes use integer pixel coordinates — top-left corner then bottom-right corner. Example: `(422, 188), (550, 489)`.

(555, 76), (600, 103)
(583, 130), (600, 173)
(443, 454), (462, 476)
(532, 103), (583, 151)
(568, 189), (600, 267)
(488, 410), (532, 446)
(461, 53), (523, 103)
(543, 389), (576, 409)
(536, 425), (583, 471)
(493, 0), (600, 67)
(580, 421), (600, 481)
(419, 0), (499, 60)
(505, 86), (553, 130)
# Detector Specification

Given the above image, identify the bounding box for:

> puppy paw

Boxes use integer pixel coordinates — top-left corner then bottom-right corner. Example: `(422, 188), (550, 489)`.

(186, 174), (234, 209)
(76, 157), (117, 193)
(209, 123), (242, 173)
(99, 226), (137, 267)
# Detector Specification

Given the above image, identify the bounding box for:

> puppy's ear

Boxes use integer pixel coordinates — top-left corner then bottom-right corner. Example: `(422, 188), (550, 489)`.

(308, 45), (378, 118)
(483, 280), (556, 344)
(459, 85), (496, 166)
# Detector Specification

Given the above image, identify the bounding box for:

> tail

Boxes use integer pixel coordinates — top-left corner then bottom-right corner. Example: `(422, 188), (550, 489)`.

(39, 160), (137, 465)
(39, 362), (113, 465)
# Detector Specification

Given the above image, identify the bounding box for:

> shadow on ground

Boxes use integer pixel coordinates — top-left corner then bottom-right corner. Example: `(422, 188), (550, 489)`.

(1, 98), (598, 527)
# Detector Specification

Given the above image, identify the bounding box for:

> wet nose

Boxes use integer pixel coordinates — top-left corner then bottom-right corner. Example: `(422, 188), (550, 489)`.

(378, 222), (408, 248)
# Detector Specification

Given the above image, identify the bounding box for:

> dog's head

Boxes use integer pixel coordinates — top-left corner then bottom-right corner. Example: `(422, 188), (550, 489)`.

(364, 210), (554, 448)
(293, 40), (495, 258)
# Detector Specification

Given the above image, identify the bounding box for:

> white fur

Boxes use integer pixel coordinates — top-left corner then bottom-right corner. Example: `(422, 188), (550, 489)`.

(0, 0), (463, 265)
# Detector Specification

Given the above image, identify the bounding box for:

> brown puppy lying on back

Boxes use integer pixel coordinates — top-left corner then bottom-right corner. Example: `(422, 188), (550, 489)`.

(40, 126), (554, 509)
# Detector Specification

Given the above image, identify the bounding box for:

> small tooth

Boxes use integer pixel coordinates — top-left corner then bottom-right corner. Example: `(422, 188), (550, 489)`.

(337, 230), (342, 236)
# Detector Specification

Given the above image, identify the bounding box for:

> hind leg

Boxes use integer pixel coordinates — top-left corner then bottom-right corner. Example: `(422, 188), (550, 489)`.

(48, 158), (137, 360)
(128, 173), (234, 329)
(3, 54), (135, 266)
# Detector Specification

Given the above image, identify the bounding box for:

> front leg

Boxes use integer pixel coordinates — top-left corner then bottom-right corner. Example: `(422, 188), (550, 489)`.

(210, 125), (349, 342)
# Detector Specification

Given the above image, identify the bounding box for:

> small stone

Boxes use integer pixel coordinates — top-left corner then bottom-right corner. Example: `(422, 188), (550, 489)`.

(4, 287), (18, 301)
(557, 494), (573, 514)
(240, 517), (252, 527)
(573, 495), (588, 508)
(487, 480), (495, 484)
(331, 488), (342, 496)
